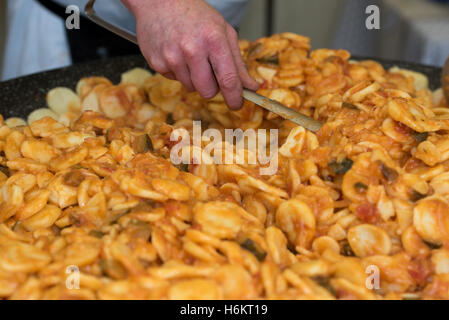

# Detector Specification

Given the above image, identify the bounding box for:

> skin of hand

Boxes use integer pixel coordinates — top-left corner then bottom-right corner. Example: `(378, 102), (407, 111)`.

(121, 0), (259, 109)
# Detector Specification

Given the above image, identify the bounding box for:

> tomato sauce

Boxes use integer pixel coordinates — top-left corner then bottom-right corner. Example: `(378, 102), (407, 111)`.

(355, 202), (380, 223)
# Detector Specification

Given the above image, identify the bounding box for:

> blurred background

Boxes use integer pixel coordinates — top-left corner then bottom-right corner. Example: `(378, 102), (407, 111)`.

(1, 0), (449, 81)
(240, 0), (449, 66)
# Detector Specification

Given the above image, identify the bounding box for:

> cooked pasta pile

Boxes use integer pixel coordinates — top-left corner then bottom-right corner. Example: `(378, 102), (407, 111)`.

(1, 33), (449, 300)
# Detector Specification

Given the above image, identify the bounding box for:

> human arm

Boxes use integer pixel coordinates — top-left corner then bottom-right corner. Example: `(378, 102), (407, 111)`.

(121, 0), (259, 109)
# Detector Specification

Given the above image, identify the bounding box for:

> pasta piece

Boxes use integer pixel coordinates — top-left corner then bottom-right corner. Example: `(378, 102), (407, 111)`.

(27, 109), (59, 124)
(5, 117), (26, 128)
(413, 196), (449, 246)
(121, 68), (153, 88)
(389, 66), (429, 91)
(347, 224), (391, 257)
(47, 87), (81, 115)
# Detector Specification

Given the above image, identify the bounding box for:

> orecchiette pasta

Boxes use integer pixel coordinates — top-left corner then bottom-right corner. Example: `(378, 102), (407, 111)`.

(0, 32), (448, 300)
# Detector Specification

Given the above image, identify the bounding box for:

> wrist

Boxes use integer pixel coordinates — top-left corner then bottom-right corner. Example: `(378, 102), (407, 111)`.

(121, 0), (174, 15)
(121, 0), (144, 14)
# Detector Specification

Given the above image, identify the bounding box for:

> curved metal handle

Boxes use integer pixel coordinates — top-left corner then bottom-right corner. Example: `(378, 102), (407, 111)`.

(85, 0), (138, 45)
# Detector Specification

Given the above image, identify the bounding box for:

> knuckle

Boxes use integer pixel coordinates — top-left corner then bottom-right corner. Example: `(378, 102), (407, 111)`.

(164, 51), (181, 69)
(205, 28), (224, 46)
(181, 41), (199, 60)
(219, 73), (240, 91)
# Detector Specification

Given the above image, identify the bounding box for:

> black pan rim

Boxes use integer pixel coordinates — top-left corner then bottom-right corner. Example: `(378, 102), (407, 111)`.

(0, 54), (442, 86)
(0, 54), (442, 120)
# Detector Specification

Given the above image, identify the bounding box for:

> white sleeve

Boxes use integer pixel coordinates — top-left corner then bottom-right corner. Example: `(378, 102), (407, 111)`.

(1, 0), (71, 81)
(54, 0), (249, 29)
(206, 0), (250, 27)
(53, 0), (137, 32)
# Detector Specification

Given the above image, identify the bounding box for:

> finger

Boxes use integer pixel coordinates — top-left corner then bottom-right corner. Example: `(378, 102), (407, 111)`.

(182, 42), (219, 99)
(162, 72), (176, 80)
(226, 25), (260, 91)
(163, 47), (195, 91)
(207, 32), (243, 110)
(145, 53), (170, 75)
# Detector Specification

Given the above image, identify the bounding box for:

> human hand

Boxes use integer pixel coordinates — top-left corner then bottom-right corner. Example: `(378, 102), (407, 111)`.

(122, 0), (259, 109)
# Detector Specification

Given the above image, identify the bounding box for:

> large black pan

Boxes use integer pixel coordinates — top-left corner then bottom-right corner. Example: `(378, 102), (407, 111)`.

(0, 55), (150, 119)
(0, 55), (442, 119)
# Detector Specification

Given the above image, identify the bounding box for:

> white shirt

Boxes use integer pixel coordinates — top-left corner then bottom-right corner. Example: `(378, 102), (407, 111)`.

(1, 0), (71, 81)
(1, 0), (249, 81)
(53, 0), (250, 31)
